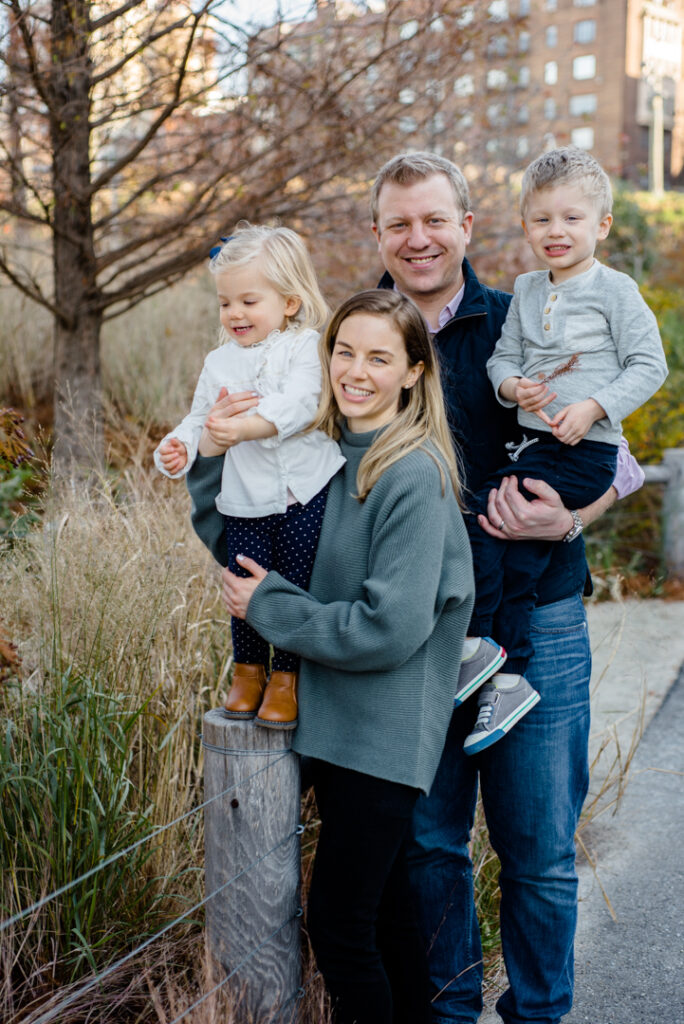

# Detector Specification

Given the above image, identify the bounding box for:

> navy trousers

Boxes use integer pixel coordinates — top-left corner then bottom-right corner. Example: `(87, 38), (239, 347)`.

(466, 430), (616, 673)
(225, 483), (328, 671)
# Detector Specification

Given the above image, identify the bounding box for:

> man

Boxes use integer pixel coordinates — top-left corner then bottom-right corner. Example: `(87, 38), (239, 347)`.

(369, 152), (638, 1024)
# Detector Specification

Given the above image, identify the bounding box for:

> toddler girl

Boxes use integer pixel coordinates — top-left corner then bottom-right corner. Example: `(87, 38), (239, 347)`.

(154, 224), (344, 728)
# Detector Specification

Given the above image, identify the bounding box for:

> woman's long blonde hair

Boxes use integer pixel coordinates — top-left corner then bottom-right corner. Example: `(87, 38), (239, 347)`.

(311, 290), (463, 503)
(209, 223), (328, 332)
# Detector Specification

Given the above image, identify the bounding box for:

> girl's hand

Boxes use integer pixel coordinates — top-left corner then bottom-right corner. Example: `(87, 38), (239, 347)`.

(221, 556), (268, 619)
(549, 399), (605, 446)
(198, 387), (260, 456)
(159, 438), (188, 474)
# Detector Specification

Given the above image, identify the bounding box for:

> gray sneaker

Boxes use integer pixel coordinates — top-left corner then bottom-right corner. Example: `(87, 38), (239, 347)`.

(455, 637), (507, 705)
(463, 674), (540, 755)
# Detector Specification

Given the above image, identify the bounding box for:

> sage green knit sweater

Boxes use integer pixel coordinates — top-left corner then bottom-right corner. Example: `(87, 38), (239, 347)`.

(187, 423), (474, 794)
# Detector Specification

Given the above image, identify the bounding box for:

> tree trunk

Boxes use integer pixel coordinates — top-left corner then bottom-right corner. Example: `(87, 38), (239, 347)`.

(49, 0), (103, 479)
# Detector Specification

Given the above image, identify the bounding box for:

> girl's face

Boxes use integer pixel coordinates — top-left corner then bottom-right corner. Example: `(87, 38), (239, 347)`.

(330, 312), (424, 433)
(215, 264), (301, 347)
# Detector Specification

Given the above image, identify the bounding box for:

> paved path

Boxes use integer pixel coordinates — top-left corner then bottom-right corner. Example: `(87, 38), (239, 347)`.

(480, 598), (684, 1024)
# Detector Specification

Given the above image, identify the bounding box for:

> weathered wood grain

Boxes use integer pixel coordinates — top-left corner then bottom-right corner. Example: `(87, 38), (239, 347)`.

(203, 710), (301, 1023)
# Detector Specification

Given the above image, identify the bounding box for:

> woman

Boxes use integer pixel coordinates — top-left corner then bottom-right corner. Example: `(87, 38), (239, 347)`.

(187, 290), (475, 1024)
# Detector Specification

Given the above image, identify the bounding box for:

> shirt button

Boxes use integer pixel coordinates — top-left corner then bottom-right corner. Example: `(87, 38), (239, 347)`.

(544, 322), (551, 331)
(550, 294), (558, 301)
(544, 306), (551, 314)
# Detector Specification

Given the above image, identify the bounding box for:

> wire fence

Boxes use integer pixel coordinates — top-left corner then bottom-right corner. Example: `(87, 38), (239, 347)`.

(2, 735), (315, 1024)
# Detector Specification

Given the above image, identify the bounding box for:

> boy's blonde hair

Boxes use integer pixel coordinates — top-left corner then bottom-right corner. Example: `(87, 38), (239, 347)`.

(370, 152), (471, 225)
(311, 289), (462, 503)
(209, 223), (328, 331)
(520, 147), (613, 219)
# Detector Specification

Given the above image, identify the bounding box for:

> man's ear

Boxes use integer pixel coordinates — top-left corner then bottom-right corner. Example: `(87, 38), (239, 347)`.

(461, 211), (474, 245)
(371, 222), (381, 251)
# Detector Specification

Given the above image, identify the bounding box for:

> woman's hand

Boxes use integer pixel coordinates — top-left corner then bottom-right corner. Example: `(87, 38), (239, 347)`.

(198, 387), (260, 456)
(221, 556), (268, 619)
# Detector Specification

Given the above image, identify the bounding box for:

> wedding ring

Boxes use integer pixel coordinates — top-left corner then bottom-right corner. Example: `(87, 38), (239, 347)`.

(498, 519), (505, 531)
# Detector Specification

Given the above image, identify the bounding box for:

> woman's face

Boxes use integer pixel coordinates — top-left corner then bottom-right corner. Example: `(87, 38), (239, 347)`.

(330, 313), (424, 433)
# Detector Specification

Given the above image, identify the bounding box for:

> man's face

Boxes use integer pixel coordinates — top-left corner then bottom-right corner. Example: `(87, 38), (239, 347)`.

(372, 174), (473, 310)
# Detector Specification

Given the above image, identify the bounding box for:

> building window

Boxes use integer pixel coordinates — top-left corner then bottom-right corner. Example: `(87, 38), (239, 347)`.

(571, 126), (594, 148)
(487, 102), (505, 126)
(400, 20), (418, 39)
(546, 25), (558, 46)
(488, 34), (509, 57)
(569, 92), (597, 116)
(517, 103), (530, 124)
(544, 61), (558, 85)
(488, 0), (509, 20)
(518, 30), (531, 53)
(454, 74), (475, 97)
(573, 54), (596, 79)
(517, 65), (531, 87)
(399, 116), (418, 133)
(487, 68), (508, 90)
(544, 97), (557, 119)
(574, 19), (596, 43)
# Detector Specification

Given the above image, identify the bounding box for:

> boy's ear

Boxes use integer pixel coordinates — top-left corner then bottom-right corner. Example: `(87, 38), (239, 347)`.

(597, 213), (613, 241)
(285, 296), (302, 317)
(521, 218), (531, 243)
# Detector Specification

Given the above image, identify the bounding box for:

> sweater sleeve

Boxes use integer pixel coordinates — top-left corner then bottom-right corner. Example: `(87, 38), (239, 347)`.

(186, 455), (228, 566)
(589, 277), (668, 428)
(246, 460), (473, 672)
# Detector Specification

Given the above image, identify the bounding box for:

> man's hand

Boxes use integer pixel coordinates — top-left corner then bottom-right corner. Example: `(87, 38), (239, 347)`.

(549, 398), (605, 446)
(159, 438), (188, 474)
(222, 556), (268, 619)
(478, 475), (574, 542)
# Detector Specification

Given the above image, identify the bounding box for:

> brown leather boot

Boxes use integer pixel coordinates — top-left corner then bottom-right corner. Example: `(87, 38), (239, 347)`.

(223, 663), (267, 718)
(256, 671), (298, 730)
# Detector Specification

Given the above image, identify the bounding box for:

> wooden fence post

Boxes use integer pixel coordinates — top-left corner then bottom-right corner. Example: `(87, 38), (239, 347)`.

(203, 710), (301, 1023)
(662, 448), (684, 579)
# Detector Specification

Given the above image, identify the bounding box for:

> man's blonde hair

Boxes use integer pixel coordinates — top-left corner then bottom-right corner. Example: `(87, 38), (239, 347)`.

(520, 147), (613, 219)
(311, 289), (462, 503)
(370, 152), (471, 225)
(210, 224), (328, 331)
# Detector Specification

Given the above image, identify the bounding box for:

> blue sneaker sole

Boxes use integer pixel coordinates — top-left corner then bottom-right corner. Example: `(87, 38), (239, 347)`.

(454, 640), (507, 706)
(463, 690), (541, 755)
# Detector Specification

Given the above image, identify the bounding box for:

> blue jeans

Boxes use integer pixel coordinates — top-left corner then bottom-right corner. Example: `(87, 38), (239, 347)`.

(408, 594), (591, 1024)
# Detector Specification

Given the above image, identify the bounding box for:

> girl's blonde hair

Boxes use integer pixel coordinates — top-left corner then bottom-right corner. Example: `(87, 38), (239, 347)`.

(312, 289), (462, 503)
(209, 223), (329, 331)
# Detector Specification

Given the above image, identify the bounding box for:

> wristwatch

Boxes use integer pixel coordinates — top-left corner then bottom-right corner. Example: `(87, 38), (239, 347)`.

(562, 509), (584, 543)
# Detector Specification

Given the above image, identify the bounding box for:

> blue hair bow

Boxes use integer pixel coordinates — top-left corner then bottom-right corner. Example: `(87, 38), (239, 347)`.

(209, 236), (233, 260)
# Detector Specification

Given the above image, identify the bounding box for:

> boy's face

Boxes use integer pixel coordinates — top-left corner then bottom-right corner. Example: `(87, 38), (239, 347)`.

(521, 182), (612, 284)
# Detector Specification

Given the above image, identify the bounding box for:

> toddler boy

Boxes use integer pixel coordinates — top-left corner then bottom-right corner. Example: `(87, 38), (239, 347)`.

(459, 146), (667, 754)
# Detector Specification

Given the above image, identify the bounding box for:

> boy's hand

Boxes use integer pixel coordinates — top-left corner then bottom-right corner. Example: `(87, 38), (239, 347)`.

(549, 398), (605, 446)
(512, 376), (557, 423)
(159, 438), (188, 474)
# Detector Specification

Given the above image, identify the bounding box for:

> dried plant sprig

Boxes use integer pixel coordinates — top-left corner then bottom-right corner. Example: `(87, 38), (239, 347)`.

(538, 352), (581, 386)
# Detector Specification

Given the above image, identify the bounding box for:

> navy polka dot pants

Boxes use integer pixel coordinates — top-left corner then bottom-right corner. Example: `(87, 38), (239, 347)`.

(225, 482), (329, 673)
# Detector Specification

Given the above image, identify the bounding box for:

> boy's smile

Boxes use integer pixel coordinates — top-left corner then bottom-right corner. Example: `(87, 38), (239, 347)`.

(522, 183), (612, 284)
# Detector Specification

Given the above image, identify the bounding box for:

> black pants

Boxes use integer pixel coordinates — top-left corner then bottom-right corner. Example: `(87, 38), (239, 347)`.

(307, 759), (430, 1024)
